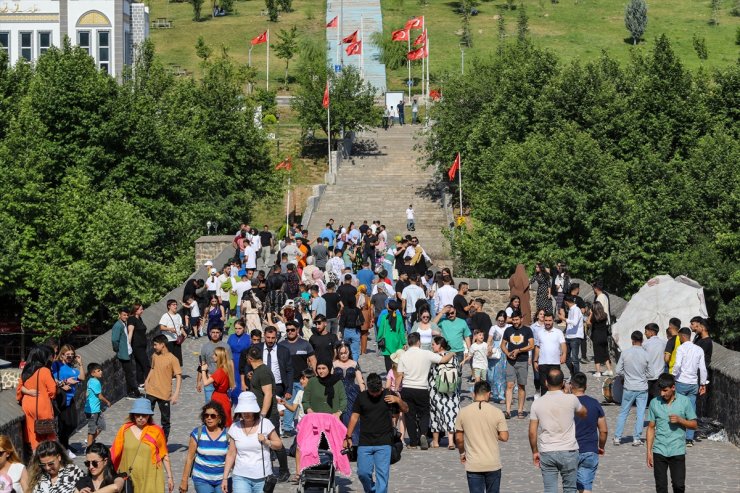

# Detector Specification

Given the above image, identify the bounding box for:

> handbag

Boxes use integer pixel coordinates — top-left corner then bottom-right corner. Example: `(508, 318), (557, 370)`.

(33, 370), (58, 436)
(169, 314), (186, 345)
(390, 419), (403, 464)
(377, 338), (386, 352)
(260, 419), (277, 493)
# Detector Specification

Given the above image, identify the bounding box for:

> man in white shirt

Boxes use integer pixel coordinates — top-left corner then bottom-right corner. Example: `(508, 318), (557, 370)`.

(406, 204), (415, 231)
(397, 332), (454, 450)
(401, 274), (426, 330)
(672, 327), (707, 446)
(643, 323), (666, 402)
(564, 295), (584, 378)
(244, 239), (258, 270)
(326, 248), (345, 282)
(436, 276), (458, 309)
(533, 313), (567, 396)
(205, 269), (221, 298)
(159, 299), (184, 366)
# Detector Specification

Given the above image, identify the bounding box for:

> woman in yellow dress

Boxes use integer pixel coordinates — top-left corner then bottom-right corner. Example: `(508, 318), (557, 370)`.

(111, 398), (174, 493)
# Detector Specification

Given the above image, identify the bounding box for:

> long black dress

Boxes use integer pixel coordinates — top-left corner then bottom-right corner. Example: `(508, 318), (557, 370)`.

(590, 318), (610, 364)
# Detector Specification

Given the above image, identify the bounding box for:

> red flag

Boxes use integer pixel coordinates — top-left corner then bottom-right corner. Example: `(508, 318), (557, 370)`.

(345, 40), (362, 56)
(391, 29), (409, 42)
(342, 30), (358, 44)
(275, 157), (293, 171)
(407, 46), (427, 60)
(322, 81), (329, 109)
(414, 29), (427, 46)
(326, 16), (338, 27)
(251, 31), (268, 45)
(404, 16), (424, 30)
(430, 89), (442, 101)
(448, 153), (460, 181)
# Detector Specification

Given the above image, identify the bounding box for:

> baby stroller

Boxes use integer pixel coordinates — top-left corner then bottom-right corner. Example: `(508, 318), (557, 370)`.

(295, 413), (352, 493)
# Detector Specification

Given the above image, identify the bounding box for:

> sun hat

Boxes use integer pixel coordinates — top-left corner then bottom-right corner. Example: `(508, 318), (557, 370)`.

(234, 392), (260, 414)
(129, 398), (155, 415)
(204, 260), (213, 267)
(390, 349), (405, 365)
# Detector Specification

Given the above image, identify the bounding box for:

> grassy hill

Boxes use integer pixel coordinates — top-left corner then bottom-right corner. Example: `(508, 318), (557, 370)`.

(381, 0), (740, 91)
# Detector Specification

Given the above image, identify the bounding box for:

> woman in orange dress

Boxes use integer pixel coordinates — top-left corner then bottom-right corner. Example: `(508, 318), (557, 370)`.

(198, 347), (235, 426)
(16, 345), (58, 450)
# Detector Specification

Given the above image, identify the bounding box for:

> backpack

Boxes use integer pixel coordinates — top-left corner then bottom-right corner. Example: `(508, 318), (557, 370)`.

(354, 308), (365, 328)
(434, 361), (459, 395)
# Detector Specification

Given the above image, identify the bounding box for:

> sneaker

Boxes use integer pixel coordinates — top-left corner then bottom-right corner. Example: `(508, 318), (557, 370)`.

(281, 430), (296, 438)
(504, 411), (511, 420)
(686, 439), (694, 447)
(593, 372), (602, 377)
(613, 437), (621, 446)
(66, 449), (77, 459)
(580, 358), (590, 364)
(276, 471), (291, 483)
(125, 393), (138, 400)
(632, 439), (644, 446)
(603, 370), (614, 377)
(420, 435), (429, 450)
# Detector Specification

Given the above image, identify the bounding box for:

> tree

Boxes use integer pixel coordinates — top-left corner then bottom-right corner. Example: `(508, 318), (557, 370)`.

(371, 32), (409, 70)
(517, 3), (529, 41)
(272, 26), (299, 88)
(692, 33), (708, 60)
(709, 0), (720, 25)
(460, 0), (475, 47)
(191, 0), (204, 21)
(195, 36), (212, 62)
(624, 0), (648, 45)
(266, 0), (279, 22)
(278, 0), (292, 12)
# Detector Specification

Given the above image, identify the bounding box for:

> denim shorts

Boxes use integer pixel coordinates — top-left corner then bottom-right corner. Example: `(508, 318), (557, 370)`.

(577, 451), (599, 490)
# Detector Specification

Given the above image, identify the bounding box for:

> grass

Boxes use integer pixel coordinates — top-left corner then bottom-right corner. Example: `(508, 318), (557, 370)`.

(381, 0), (740, 91)
(148, 0), (326, 91)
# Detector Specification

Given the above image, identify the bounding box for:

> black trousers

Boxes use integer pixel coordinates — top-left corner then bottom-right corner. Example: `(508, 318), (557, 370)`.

(647, 379), (660, 404)
(166, 341), (183, 366)
(383, 355), (393, 372)
(131, 347), (150, 386)
(401, 387), (430, 446)
(147, 395), (171, 439)
(653, 453), (685, 493)
(268, 411), (290, 473)
(119, 358), (138, 395)
(537, 364), (561, 396)
(57, 399), (77, 449)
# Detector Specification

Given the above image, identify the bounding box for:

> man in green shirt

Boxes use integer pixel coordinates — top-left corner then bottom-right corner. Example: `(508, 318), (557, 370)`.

(646, 373), (697, 493)
(434, 305), (472, 359)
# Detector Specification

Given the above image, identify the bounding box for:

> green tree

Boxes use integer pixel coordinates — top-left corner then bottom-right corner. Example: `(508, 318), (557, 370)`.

(191, 0), (204, 21)
(517, 3), (529, 41)
(195, 36), (212, 61)
(624, 0), (648, 45)
(266, 0), (279, 22)
(709, 0), (720, 24)
(692, 33), (708, 60)
(272, 26), (299, 88)
(371, 32), (409, 70)
(278, 0), (292, 12)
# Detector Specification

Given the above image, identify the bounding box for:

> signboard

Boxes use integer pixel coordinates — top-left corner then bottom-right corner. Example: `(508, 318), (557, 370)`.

(384, 91), (405, 110)
(334, 64), (342, 73)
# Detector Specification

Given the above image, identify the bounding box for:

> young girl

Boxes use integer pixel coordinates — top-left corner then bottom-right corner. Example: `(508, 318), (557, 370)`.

(386, 351), (405, 438)
(463, 330), (489, 384)
(198, 347), (235, 426)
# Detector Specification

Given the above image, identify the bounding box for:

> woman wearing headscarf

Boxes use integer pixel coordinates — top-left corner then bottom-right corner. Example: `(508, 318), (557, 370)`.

(508, 264), (531, 324)
(16, 345), (58, 450)
(302, 361), (347, 417)
(311, 269), (327, 296)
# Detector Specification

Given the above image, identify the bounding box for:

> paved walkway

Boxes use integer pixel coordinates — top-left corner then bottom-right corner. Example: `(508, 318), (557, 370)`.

(70, 334), (740, 492)
(326, 0), (386, 93)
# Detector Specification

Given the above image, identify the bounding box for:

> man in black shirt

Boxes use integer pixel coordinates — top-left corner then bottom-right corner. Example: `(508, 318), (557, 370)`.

(501, 311), (535, 419)
(363, 232), (378, 264)
(322, 282), (342, 336)
(453, 282), (472, 320)
(258, 225), (274, 267)
(279, 320), (316, 436)
(309, 315), (339, 365)
(691, 316), (713, 423)
(469, 299), (493, 339)
(337, 274), (358, 308)
(394, 271), (409, 303)
(345, 373), (408, 493)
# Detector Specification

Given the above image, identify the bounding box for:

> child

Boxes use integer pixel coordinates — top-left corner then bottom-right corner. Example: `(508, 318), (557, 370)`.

(182, 295), (201, 338)
(279, 368), (314, 427)
(85, 363), (111, 446)
(464, 330), (490, 383)
(386, 353), (405, 437)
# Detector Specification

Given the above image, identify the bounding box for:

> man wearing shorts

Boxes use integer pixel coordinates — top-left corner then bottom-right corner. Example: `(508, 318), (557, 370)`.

(501, 310), (534, 419)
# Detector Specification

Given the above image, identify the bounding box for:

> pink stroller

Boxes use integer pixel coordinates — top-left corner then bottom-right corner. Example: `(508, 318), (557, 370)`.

(295, 413), (352, 493)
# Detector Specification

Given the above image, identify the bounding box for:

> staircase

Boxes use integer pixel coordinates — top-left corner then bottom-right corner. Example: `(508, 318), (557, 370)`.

(306, 125), (451, 264)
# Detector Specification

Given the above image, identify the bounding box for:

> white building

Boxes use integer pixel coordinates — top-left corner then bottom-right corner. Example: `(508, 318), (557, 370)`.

(0, 0), (149, 78)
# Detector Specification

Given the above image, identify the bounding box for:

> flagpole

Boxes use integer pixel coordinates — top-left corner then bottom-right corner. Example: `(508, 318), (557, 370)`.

(407, 36), (411, 101)
(458, 153), (463, 218)
(340, 0), (344, 66)
(266, 29), (270, 91)
(327, 83), (332, 173)
(248, 45), (253, 94)
(286, 175), (290, 235)
(335, 23), (339, 69)
(360, 17), (364, 80)
(421, 18), (425, 111)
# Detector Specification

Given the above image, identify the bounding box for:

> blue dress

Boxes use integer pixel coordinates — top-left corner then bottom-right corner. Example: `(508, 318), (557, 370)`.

(227, 333), (251, 403)
(207, 306), (224, 331)
(334, 366), (361, 444)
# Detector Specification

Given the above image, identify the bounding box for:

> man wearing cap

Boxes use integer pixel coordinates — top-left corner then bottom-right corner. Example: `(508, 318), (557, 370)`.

(643, 323), (666, 403)
(671, 327), (707, 447)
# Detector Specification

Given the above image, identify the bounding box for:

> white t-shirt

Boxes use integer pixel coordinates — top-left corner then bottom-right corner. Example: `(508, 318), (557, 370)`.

(401, 284), (426, 313)
(218, 273), (233, 301)
(406, 208), (414, 220)
(536, 328), (565, 365)
(189, 301), (201, 318)
(565, 305), (584, 339)
(228, 419), (275, 479)
(436, 285), (457, 309)
(159, 312), (183, 342)
(292, 389), (305, 422)
(205, 275), (221, 292)
(244, 246), (257, 269)
(397, 347), (442, 390)
(4, 463), (25, 493)
(235, 280), (252, 304)
(251, 235), (262, 251)
(468, 342), (488, 370)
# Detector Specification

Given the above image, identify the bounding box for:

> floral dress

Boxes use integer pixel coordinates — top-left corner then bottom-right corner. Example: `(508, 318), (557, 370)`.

(531, 272), (551, 312)
(428, 354), (460, 433)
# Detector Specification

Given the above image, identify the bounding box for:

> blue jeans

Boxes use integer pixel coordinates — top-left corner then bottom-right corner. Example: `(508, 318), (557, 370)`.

(540, 450), (578, 493)
(566, 338), (582, 376)
(427, 299), (436, 318)
(357, 445), (391, 493)
(465, 469), (501, 493)
(204, 383), (214, 403)
(282, 381), (303, 433)
(675, 382), (698, 440)
(193, 479), (221, 493)
(576, 451), (599, 491)
(615, 389), (648, 441)
(232, 475), (265, 493)
(343, 328), (361, 361)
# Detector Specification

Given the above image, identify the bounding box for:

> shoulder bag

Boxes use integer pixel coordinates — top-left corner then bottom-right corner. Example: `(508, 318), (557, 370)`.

(34, 370), (57, 436)
(169, 314), (186, 346)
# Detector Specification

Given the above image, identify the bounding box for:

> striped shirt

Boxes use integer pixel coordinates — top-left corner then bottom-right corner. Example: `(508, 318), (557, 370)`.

(191, 426), (229, 485)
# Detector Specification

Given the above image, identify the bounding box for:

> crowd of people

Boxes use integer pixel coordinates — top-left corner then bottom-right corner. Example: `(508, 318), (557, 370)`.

(10, 219), (718, 493)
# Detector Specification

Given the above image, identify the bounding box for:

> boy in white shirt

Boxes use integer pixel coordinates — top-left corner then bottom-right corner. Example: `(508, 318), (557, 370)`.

(463, 330), (490, 383)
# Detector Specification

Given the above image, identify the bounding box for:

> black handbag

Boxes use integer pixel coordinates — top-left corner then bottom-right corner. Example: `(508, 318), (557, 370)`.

(390, 426), (403, 464)
(260, 419), (277, 493)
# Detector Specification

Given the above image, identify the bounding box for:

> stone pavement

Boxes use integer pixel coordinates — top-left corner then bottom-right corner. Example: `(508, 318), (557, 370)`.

(70, 335), (740, 492)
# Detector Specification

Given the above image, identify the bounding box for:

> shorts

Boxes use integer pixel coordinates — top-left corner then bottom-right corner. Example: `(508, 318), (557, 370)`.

(472, 368), (486, 379)
(505, 360), (528, 386)
(86, 412), (106, 434)
(577, 451), (599, 490)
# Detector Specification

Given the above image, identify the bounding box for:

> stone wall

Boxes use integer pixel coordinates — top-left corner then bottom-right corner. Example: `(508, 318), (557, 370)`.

(706, 343), (740, 445)
(195, 235), (235, 271)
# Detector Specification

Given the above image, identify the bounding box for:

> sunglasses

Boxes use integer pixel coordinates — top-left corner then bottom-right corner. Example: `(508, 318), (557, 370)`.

(204, 413), (219, 418)
(84, 460), (103, 468)
(286, 328), (297, 333)
(40, 459), (58, 468)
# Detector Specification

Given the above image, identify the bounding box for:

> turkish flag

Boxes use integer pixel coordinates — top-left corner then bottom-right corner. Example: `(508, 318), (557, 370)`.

(448, 153), (460, 181)
(251, 31), (268, 45)
(405, 16), (424, 30)
(430, 89), (441, 101)
(322, 81), (329, 109)
(326, 16), (338, 27)
(414, 29), (426, 46)
(391, 29), (409, 42)
(275, 157), (293, 171)
(407, 46), (427, 60)
(342, 30), (358, 44)
(346, 40), (362, 56)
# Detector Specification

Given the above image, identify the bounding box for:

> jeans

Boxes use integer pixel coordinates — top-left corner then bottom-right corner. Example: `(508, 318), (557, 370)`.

(193, 479), (222, 493)
(427, 298), (436, 318)
(282, 381), (303, 433)
(412, 111), (419, 124)
(566, 338), (582, 377)
(675, 382), (698, 440)
(465, 469), (501, 493)
(539, 450), (578, 493)
(615, 389), (648, 440)
(232, 475), (265, 493)
(147, 395), (171, 439)
(327, 318), (340, 336)
(576, 451), (599, 491)
(204, 383), (214, 403)
(357, 445), (391, 493)
(343, 328), (361, 361)
(401, 387), (430, 446)
(653, 453), (685, 493)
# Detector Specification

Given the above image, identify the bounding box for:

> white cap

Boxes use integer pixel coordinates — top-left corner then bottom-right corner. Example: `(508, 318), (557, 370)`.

(204, 260), (213, 267)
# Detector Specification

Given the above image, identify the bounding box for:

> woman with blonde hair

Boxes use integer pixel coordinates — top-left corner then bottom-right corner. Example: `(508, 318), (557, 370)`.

(0, 435), (28, 493)
(199, 347), (235, 426)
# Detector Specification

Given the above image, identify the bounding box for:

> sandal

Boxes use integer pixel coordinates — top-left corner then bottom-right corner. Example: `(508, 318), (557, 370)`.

(517, 413), (526, 419)
(290, 474), (300, 485)
(448, 445), (456, 450)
